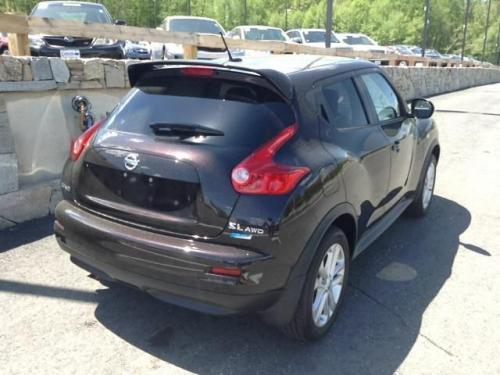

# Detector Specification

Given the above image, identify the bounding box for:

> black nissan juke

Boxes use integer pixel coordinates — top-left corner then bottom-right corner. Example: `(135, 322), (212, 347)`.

(55, 55), (439, 340)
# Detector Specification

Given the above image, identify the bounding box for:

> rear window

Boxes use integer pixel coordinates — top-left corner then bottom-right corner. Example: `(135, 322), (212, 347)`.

(31, 3), (111, 23)
(104, 70), (295, 148)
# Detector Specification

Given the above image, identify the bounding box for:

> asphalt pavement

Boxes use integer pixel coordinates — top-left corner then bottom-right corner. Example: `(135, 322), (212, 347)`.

(1, 84), (499, 375)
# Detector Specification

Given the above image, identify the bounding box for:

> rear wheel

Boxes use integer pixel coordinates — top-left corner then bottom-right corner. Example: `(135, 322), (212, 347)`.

(407, 155), (437, 217)
(283, 227), (350, 341)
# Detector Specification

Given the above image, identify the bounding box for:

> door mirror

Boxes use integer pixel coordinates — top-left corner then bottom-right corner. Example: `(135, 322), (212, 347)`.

(291, 37), (302, 44)
(232, 34), (241, 40)
(411, 98), (434, 119)
(114, 19), (127, 26)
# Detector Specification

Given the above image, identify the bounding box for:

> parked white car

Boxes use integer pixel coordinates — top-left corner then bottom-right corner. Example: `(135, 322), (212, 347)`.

(153, 16), (240, 60)
(336, 33), (388, 54)
(286, 29), (352, 51)
(227, 25), (289, 56)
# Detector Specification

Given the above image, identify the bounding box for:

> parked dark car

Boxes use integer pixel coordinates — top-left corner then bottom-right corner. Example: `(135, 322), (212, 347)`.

(55, 55), (439, 340)
(0, 33), (8, 55)
(29, 1), (126, 59)
(124, 41), (151, 60)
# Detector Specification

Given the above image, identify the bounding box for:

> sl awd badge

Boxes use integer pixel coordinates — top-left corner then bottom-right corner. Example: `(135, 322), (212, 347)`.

(124, 153), (140, 171)
(228, 221), (265, 240)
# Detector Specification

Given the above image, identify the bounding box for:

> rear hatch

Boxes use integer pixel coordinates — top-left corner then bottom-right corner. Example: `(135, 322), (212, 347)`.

(74, 65), (295, 238)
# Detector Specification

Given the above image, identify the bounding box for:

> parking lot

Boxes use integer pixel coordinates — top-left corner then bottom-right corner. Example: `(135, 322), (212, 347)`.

(1, 83), (499, 375)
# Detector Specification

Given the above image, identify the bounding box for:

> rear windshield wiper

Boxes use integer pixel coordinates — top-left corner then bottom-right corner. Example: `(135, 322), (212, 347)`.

(149, 123), (224, 138)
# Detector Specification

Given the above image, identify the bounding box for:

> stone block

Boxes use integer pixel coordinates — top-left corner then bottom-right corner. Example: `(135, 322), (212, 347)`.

(104, 62), (125, 88)
(22, 63), (33, 81)
(83, 59), (105, 81)
(0, 56), (23, 81)
(49, 58), (70, 83)
(31, 58), (53, 81)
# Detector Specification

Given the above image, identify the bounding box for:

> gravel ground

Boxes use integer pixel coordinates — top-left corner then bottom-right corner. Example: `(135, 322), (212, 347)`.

(1, 84), (499, 375)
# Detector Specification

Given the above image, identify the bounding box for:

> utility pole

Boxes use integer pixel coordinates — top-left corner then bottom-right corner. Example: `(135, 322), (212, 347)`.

(325, 0), (334, 48)
(496, 22), (500, 65)
(187, 0), (191, 16)
(461, 0), (471, 62)
(481, 0), (492, 62)
(422, 0), (431, 57)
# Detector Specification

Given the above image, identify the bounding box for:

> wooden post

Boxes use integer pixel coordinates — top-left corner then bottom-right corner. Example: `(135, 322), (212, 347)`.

(7, 32), (30, 56)
(183, 44), (198, 59)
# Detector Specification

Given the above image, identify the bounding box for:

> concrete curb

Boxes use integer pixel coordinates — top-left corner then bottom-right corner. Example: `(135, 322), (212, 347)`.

(0, 179), (61, 230)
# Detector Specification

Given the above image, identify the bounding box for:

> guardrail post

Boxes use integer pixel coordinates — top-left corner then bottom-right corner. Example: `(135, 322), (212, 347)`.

(183, 44), (198, 60)
(7, 33), (30, 56)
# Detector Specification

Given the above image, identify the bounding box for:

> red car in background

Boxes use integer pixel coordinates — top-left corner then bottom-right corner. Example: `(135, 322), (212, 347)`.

(0, 33), (8, 55)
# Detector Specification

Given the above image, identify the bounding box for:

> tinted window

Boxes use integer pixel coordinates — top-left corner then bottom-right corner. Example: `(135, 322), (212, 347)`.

(361, 73), (400, 121)
(341, 35), (375, 46)
(321, 79), (368, 129)
(31, 3), (111, 23)
(303, 31), (340, 44)
(169, 19), (224, 34)
(244, 28), (287, 41)
(104, 71), (294, 149)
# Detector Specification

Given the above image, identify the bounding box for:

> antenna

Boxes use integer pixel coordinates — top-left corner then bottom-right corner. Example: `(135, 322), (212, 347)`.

(219, 32), (242, 62)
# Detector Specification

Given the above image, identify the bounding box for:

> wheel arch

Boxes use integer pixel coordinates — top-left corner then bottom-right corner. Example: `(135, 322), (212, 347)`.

(261, 202), (358, 326)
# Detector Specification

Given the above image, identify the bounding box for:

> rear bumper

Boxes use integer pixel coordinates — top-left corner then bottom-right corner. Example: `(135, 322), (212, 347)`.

(31, 44), (124, 59)
(54, 200), (282, 315)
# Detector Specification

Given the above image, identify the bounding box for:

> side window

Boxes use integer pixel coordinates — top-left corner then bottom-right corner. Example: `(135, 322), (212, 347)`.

(321, 78), (368, 129)
(361, 73), (400, 121)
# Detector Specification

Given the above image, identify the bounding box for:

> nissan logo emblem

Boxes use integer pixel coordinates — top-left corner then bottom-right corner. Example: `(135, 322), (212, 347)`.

(124, 153), (140, 171)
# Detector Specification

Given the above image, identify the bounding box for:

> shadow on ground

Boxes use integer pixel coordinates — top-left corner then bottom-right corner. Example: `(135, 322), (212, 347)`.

(0, 216), (54, 253)
(85, 196), (472, 374)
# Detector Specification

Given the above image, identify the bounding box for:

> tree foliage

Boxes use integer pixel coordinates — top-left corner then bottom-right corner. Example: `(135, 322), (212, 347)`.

(1, 0), (499, 62)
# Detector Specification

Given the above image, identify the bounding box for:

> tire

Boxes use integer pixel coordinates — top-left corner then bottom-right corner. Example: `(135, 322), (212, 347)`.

(406, 154), (437, 217)
(282, 226), (350, 341)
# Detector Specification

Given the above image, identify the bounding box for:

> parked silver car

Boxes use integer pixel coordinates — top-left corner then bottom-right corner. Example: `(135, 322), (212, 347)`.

(337, 33), (388, 54)
(154, 16), (241, 60)
(286, 29), (352, 51)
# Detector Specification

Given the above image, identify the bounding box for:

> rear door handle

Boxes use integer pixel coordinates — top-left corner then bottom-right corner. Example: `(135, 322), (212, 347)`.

(392, 141), (401, 152)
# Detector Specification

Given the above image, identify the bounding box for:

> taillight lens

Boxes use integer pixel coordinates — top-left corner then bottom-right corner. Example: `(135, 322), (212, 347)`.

(210, 266), (242, 277)
(181, 67), (215, 77)
(231, 124), (310, 195)
(70, 120), (103, 161)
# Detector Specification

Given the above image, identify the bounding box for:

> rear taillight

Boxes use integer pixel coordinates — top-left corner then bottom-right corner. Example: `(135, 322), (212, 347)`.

(231, 124), (310, 195)
(70, 120), (103, 161)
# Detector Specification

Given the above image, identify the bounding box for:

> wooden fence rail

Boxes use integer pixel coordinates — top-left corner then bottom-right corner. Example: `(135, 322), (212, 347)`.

(0, 12), (486, 68)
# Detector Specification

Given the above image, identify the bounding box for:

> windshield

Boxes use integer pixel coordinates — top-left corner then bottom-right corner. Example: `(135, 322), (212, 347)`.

(169, 19), (224, 34)
(303, 31), (340, 44)
(342, 35), (375, 46)
(244, 28), (286, 41)
(31, 2), (111, 23)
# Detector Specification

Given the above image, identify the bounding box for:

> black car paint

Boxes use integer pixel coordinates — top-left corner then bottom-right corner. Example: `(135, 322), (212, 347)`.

(55, 56), (439, 325)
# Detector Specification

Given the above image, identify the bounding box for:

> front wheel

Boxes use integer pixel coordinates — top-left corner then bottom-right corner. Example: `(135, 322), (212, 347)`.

(283, 227), (350, 341)
(407, 154), (437, 217)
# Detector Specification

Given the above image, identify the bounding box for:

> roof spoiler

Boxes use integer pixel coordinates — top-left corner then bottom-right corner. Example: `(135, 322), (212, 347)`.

(127, 60), (294, 100)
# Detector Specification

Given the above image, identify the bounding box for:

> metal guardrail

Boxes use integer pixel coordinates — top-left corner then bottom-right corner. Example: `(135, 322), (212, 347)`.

(0, 12), (487, 68)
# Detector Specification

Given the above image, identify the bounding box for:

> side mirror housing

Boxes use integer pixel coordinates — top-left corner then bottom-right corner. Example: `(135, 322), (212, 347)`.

(411, 98), (434, 119)
(291, 37), (302, 44)
(114, 19), (127, 26)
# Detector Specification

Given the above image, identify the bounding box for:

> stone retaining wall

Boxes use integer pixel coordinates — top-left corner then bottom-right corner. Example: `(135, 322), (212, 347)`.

(1, 55), (500, 227)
